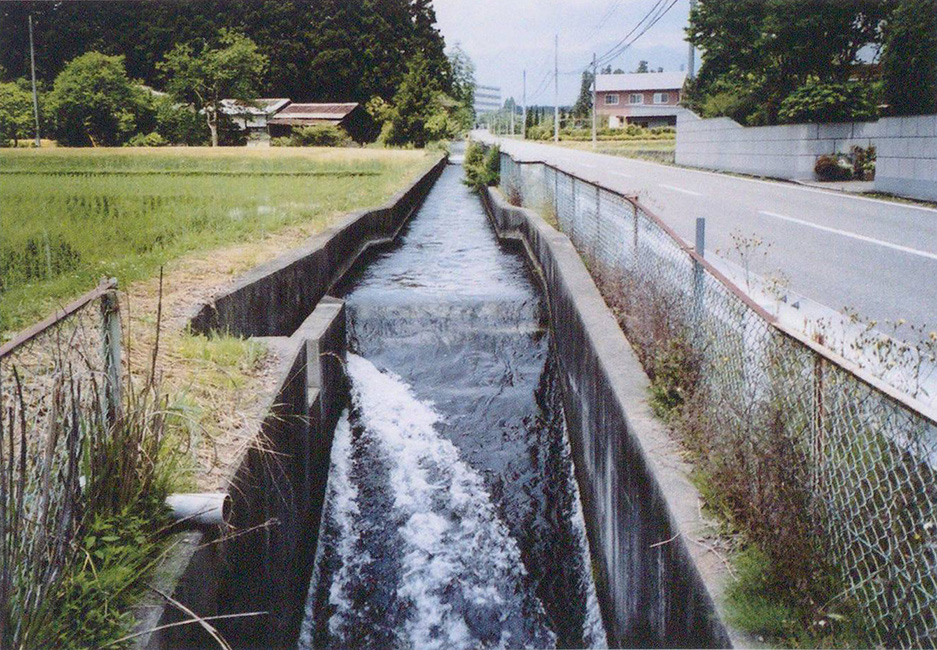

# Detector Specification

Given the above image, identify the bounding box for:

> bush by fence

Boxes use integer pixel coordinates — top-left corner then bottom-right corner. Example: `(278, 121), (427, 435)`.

(500, 153), (937, 648)
(0, 280), (172, 646)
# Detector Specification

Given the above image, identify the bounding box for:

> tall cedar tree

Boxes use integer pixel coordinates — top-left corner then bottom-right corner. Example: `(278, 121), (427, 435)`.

(0, 0), (452, 104)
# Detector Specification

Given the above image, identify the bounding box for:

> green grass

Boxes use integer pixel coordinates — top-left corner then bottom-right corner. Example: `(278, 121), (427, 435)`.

(0, 147), (433, 334)
(555, 138), (676, 163)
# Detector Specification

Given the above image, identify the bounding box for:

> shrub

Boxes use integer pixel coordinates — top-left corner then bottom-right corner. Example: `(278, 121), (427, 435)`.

(463, 142), (499, 189)
(778, 80), (879, 125)
(289, 124), (351, 147)
(815, 154), (854, 181)
(851, 145), (876, 180)
(125, 131), (167, 147)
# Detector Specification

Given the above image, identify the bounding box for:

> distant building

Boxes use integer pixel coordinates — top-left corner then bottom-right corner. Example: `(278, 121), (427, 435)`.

(474, 85), (501, 114)
(266, 103), (377, 143)
(219, 98), (291, 145)
(595, 71), (688, 129)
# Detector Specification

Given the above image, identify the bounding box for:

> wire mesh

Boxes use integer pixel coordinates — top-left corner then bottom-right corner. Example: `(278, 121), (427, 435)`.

(501, 153), (937, 648)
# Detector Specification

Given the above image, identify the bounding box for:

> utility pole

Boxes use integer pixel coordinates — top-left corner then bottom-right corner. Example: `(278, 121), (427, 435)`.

(591, 53), (597, 149)
(554, 34), (559, 143)
(687, 0), (698, 80)
(522, 70), (527, 140)
(28, 14), (41, 147)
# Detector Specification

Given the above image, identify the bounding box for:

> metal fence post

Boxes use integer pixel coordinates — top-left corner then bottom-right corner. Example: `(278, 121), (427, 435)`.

(100, 281), (121, 424)
(693, 218), (706, 334)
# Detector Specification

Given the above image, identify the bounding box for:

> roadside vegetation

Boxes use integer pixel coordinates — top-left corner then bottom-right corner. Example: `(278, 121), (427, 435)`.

(463, 141), (500, 190)
(0, 147), (433, 334)
(684, 0), (937, 125)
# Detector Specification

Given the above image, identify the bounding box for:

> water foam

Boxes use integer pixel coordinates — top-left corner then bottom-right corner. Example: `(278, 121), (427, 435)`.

(337, 353), (555, 649)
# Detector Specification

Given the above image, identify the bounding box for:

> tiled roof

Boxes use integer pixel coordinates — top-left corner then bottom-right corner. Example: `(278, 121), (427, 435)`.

(271, 103), (359, 120)
(596, 72), (687, 93)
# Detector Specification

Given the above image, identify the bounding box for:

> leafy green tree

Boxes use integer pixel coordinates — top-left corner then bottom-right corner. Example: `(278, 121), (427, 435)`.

(778, 80), (879, 123)
(0, 81), (32, 146)
(880, 0), (937, 116)
(46, 52), (144, 146)
(634, 60), (649, 73)
(158, 30), (267, 147)
(152, 94), (209, 145)
(687, 0), (888, 124)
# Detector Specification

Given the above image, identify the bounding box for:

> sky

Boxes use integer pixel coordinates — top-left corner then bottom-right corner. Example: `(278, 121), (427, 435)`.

(433, 0), (695, 107)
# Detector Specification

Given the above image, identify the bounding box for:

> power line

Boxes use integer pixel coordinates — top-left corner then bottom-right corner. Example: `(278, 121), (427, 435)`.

(594, 0), (666, 67)
(596, 0), (680, 68)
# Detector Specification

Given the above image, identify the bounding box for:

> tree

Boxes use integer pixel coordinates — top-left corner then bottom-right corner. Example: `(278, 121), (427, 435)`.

(880, 0), (937, 116)
(2, 1), (453, 105)
(383, 54), (440, 147)
(686, 0), (888, 124)
(634, 60), (649, 73)
(0, 82), (31, 145)
(778, 80), (879, 124)
(158, 30), (267, 147)
(572, 70), (594, 117)
(46, 52), (144, 146)
(447, 43), (476, 108)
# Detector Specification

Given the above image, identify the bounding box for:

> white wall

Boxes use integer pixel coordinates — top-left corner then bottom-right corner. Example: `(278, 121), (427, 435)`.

(874, 115), (937, 202)
(675, 113), (937, 202)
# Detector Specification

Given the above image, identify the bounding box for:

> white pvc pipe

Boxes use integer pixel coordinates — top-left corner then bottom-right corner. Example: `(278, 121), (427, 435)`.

(166, 493), (231, 527)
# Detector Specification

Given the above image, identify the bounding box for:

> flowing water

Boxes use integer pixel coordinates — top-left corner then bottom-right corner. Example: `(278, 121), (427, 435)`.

(297, 163), (607, 650)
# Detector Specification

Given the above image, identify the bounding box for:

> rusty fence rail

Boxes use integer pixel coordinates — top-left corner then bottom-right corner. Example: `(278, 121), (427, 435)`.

(501, 153), (937, 648)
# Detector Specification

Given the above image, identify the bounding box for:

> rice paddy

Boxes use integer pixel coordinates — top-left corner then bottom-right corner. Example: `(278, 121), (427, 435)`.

(0, 147), (435, 333)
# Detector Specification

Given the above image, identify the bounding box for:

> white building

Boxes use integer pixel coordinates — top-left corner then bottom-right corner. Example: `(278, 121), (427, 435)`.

(474, 85), (501, 114)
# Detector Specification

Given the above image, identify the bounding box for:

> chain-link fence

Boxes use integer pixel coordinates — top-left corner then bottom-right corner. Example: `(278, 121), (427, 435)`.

(501, 153), (937, 648)
(0, 279), (121, 636)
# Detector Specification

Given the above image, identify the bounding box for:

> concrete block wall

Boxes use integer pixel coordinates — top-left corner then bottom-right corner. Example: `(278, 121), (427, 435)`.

(874, 114), (937, 201)
(677, 112), (937, 201)
(675, 115), (878, 179)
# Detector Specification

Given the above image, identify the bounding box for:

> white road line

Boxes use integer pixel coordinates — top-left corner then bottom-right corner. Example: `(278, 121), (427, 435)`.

(609, 171), (633, 178)
(492, 136), (937, 215)
(758, 210), (937, 261)
(659, 184), (702, 197)
(579, 163), (598, 169)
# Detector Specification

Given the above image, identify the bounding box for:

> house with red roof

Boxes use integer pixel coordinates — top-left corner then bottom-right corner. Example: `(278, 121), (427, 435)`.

(595, 71), (689, 129)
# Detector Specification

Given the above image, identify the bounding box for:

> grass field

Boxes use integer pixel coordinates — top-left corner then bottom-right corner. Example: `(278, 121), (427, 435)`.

(555, 138), (675, 163)
(0, 147), (434, 333)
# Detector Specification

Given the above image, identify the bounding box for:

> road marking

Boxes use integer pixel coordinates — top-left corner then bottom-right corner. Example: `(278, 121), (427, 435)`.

(610, 171), (633, 178)
(659, 184), (702, 196)
(758, 211), (937, 261)
(579, 163), (598, 169)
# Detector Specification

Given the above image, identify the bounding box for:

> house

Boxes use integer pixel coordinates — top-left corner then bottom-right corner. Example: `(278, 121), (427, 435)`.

(219, 98), (291, 144)
(595, 71), (688, 129)
(267, 103), (377, 143)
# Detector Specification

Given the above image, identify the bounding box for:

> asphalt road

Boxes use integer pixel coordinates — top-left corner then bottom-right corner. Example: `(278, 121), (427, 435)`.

(479, 132), (937, 343)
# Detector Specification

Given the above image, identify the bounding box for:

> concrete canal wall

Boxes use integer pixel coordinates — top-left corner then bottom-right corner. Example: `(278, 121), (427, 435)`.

(483, 187), (733, 648)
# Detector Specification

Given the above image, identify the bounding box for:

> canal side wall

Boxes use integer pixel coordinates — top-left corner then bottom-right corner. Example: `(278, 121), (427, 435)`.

(482, 188), (733, 648)
(136, 298), (346, 650)
(189, 155), (447, 338)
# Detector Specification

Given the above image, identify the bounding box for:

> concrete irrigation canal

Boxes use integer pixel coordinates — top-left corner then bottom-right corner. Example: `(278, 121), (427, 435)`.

(143, 150), (730, 650)
(298, 164), (606, 649)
